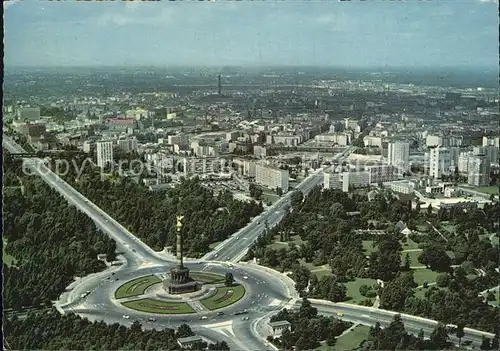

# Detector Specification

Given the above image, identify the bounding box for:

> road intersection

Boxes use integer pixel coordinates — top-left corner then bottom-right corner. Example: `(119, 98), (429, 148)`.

(3, 135), (495, 350)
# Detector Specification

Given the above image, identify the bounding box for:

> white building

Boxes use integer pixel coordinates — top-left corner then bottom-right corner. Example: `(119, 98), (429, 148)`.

(96, 141), (114, 168)
(255, 164), (289, 191)
(363, 136), (383, 148)
(482, 136), (500, 148)
(468, 155), (490, 187)
(485, 145), (499, 166)
(426, 135), (442, 147)
(315, 133), (350, 146)
(387, 142), (410, 173)
(458, 152), (472, 173)
(387, 180), (415, 194)
(429, 147), (451, 179)
(17, 107), (41, 121)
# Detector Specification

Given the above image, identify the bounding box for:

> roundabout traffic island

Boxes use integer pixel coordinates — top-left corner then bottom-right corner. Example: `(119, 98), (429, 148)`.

(114, 272), (247, 315)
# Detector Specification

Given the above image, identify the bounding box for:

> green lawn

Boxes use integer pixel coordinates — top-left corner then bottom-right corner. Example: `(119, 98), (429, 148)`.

(269, 234), (305, 251)
(318, 325), (371, 351)
(209, 241), (222, 250)
(465, 185), (499, 195)
(362, 241), (376, 255)
(401, 238), (420, 250)
(122, 298), (194, 314)
(200, 284), (246, 310)
(298, 260), (331, 279)
(414, 286), (448, 299)
(400, 250), (421, 267)
(114, 275), (162, 299)
(412, 268), (439, 286)
(344, 278), (377, 305)
(190, 272), (225, 284)
(2, 238), (18, 267)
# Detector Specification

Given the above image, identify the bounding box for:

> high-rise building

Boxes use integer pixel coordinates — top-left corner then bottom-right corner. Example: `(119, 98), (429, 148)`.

(468, 155), (490, 187)
(218, 75), (222, 95)
(387, 141), (410, 173)
(117, 137), (138, 152)
(96, 141), (113, 169)
(255, 164), (289, 192)
(429, 147), (451, 179)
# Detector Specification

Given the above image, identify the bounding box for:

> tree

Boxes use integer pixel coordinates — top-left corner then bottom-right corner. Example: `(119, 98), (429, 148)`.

(290, 190), (304, 209)
(418, 245), (452, 272)
(224, 272), (234, 287)
(249, 183), (263, 200)
(480, 336), (491, 350)
(276, 187), (284, 196)
(403, 253), (411, 271)
(427, 204), (433, 216)
(435, 273), (451, 288)
(298, 298), (317, 319)
(429, 323), (450, 350)
(456, 323), (465, 347)
(106, 239), (117, 262)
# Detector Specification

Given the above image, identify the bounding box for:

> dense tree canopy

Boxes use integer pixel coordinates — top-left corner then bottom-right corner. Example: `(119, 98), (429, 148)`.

(47, 153), (263, 256)
(3, 158), (115, 310)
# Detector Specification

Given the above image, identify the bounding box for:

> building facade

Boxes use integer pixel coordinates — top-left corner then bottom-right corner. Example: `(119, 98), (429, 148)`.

(429, 147), (451, 179)
(468, 155), (490, 187)
(255, 164), (289, 191)
(96, 141), (114, 168)
(387, 141), (410, 173)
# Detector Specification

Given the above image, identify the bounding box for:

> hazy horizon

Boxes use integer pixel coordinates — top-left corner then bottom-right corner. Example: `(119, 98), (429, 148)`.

(4, 0), (499, 69)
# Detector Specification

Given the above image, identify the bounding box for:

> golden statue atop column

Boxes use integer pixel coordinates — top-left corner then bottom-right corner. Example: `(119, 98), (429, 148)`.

(163, 215), (200, 294)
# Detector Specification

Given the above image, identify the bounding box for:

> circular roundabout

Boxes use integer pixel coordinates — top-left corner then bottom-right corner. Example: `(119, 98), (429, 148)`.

(114, 271), (246, 315)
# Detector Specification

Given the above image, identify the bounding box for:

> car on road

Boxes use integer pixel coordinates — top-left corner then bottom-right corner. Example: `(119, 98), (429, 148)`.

(216, 311), (224, 316)
(243, 276), (248, 280)
(214, 254), (218, 258)
(132, 249), (136, 252)
(148, 317), (156, 322)
(242, 316), (249, 321)
(337, 312), (344, 318)
(199, 316), (208, 320)
(122, 315), (130, 319)
(257, 221), (261, 224)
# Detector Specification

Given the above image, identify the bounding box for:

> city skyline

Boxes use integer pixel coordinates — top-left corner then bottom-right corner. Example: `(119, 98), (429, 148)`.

(4, 0), (499, 69)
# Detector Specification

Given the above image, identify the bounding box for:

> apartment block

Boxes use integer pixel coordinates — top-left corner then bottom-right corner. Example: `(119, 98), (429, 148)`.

(255, 164), (289, 191)
(96, 141), (114, 168)
(387, 141), (410, 173)
(429, 147), (451, 179)
(365, 165), (396, 184)
(468, 155), (490, 187)
(117, 137), (138, 152)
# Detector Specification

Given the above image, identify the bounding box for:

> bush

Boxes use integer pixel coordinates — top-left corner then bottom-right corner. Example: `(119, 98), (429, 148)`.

(436, 273), (451, 288)
(359, 284), (371, 297)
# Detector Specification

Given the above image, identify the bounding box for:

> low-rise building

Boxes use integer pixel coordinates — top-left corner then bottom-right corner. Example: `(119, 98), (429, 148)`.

(176, 336), (204, 349)
(268, 321), (291, 337)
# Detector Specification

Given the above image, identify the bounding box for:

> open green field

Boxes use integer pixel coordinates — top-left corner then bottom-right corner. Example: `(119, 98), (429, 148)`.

(115, 275), (161, 299)
(122, 298), (194, 314)
(200, 285), (245, 310)
(269, 234), (306, 251)
(299, 260), (331, 279)
(362, 241), (376, 255)
(345, 278), (377, 305)
(190, 272), (225, 284)
(2, 238), (18, 267)
(412, 268), (439, 286)
(465, 186), (499, 195)
(400, 250), (421, 267)
(317, 325), (371, 351)
(401, 238), (420, 250)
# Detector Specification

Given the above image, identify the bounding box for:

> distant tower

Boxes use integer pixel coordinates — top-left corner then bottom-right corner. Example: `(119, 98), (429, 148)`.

(218, 74), (222, 95)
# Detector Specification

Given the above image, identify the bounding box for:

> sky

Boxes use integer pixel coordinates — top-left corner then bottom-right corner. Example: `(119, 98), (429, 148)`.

(4, 0), (499, 68)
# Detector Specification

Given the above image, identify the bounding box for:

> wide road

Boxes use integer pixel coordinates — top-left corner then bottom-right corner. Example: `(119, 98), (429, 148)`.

(3, 136), (168, 269)
(4, 136), (495, 349)
(62, 261), (292, 351)
(205, 145), (357, 263)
